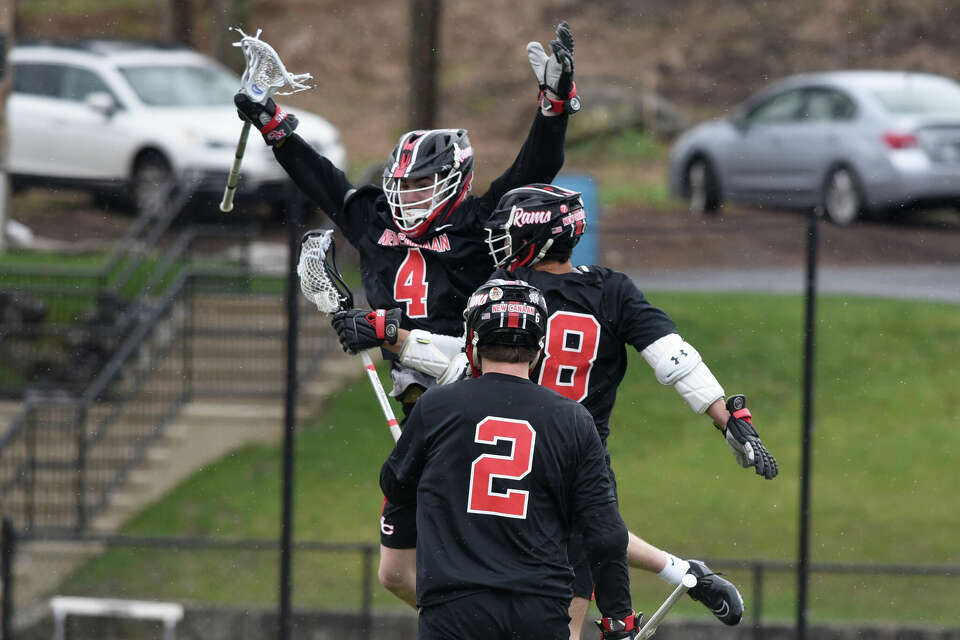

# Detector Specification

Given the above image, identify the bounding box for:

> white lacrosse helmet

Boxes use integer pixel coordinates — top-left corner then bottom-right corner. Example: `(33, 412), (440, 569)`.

(382, 129), (474, 238)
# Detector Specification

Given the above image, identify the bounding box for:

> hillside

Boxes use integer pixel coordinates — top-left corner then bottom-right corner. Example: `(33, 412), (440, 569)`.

(17, 0), (960, 185)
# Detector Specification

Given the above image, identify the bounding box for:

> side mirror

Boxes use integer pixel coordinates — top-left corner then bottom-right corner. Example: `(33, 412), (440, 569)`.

(84, 92), (117, 117)
(730, 114), (749, 133)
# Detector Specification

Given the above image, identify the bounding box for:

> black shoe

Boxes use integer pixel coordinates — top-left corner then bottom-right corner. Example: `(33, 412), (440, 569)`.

(686, 559), (744, 626)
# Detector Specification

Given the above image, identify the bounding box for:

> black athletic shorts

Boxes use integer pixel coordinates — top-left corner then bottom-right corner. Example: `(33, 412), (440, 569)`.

(419, 590), (570, 640)
(380, 497), (417, 549)
(569, 451), (619, 600)
(380, 398), (420, 549)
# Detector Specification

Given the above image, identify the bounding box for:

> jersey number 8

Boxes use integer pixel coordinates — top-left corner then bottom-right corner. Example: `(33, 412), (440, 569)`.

(467, 417), (536, 519)
(537, 311), (601, 402)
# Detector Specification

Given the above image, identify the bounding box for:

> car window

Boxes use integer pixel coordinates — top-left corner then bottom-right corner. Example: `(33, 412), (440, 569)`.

(800, 88), (856, 121)
(870, 76), (960, 115)
(12, 63), (65, 97)
(744, 89), (806, 124)
(119, 64), (239, 107)
(61, 66), (116, 103)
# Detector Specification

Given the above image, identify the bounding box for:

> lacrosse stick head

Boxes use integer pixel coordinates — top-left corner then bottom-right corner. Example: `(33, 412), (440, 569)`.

(298, 229), (354, 314)
(231, 26), (314, 103)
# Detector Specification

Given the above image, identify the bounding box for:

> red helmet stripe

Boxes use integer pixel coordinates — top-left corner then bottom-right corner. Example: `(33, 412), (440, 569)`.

(392, 133), (424, 178)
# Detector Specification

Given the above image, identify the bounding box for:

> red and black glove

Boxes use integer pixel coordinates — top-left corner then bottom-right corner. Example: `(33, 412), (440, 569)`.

(596, 611), (644, 640)
(331, 308), (401, 354)
(234, 93), (298, 146)
(526, 21), (580, 115)
(715, 394), (779, 479)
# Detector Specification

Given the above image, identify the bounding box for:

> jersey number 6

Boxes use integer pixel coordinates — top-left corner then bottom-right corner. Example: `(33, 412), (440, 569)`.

(537, 311), (601, 402)
(394, 248), (429, 318)
(467, 417), (536, 519)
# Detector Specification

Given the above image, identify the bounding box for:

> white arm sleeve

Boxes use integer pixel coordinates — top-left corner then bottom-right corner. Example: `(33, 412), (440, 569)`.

(641, 333), (725, 414)
(397, 330), (466, 381)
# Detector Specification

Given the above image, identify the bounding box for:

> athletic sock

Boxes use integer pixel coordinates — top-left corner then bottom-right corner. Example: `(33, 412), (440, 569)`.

(657, 553), (690, 586)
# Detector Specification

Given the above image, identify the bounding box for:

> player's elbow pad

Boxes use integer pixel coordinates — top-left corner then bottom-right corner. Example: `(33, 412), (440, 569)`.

(398, 330), (466, 382)
(580, 503), (628, 567)
(641, 333), (725, 414)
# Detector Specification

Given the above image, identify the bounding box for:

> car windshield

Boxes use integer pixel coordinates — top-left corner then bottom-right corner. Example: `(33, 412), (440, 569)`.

(119, 64), (238, 107)
(869, 77), (960, 115)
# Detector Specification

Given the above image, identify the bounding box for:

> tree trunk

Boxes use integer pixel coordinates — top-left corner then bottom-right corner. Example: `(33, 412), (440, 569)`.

(159, 0), (195, 46)
(0, 0), (15, 252)
(209, 0), (236, 64)
(408, 0), (442, 131)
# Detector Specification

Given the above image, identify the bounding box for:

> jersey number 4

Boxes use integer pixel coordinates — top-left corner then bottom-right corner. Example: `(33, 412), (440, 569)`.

(394, 248), (429, 318)
(538, 311), (601, 402)
(467, 417), (536, 519)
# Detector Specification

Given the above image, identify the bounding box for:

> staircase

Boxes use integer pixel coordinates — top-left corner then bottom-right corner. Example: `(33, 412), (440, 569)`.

(4, 283), (366, 612)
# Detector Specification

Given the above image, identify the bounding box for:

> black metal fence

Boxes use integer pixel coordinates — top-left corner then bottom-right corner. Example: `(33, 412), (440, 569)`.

(1, 525), (957, 639)
(0, 267), (339, 537)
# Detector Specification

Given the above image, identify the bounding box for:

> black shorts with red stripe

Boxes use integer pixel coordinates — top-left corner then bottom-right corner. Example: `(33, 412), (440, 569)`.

(380, 497), (417, 549)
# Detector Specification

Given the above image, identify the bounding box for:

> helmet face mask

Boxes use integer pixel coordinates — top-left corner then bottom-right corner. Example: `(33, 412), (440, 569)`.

(462, 278), (548, 377)
(382, 129), (474, 238)
(485, 184), (586, 271)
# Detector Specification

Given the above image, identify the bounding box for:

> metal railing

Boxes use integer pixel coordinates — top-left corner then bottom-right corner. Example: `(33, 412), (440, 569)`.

(0, 262), (339, 536)
(2, 526), (957, 638)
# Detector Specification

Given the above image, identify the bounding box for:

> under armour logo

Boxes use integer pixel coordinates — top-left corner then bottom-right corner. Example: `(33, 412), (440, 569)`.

(670, 350), (688, 365)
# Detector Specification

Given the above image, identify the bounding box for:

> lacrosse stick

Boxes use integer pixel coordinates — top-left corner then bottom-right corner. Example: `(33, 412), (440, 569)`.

(220, 27), (314, 213)
(298, 229), (402, 442)
(637, 572), (697, 640)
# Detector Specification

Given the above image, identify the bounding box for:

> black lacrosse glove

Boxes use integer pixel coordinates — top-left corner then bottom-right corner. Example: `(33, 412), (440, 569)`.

(715, 394), (778, 480)
(596, 611), (644, 640)
(234, 93), (298, 146)
(331, 308), (402, 354)
(527, 21), (580, 115)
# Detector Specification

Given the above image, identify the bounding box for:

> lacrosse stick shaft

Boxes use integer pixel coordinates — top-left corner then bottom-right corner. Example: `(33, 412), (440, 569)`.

(220, 120), (252, 212)
(638, 573), (697, 640)
(361, 351), (402, 442)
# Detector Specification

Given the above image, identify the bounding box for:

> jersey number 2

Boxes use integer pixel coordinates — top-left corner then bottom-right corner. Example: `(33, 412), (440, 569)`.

(467, 417), (536, 519)
(394, 248), (428, 318)
(538, 311), (601, 402)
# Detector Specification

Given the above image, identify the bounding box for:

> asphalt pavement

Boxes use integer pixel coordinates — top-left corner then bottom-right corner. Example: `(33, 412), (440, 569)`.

(629, 264), (960, 304)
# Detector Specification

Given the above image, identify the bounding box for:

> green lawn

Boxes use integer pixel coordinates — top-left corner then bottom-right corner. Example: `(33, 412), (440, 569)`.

(58, 293), (960, 624)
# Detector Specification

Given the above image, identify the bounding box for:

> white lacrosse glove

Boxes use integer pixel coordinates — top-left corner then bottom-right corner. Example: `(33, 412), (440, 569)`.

(526, 21), (580, 115)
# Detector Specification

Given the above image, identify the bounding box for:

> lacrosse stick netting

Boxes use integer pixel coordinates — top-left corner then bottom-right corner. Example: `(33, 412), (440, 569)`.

(298, 230), (402, 442)
(220, 27), (314, 213)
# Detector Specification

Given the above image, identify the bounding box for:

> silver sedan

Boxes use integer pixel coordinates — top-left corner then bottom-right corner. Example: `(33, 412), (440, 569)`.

(669, 71), (960, 225)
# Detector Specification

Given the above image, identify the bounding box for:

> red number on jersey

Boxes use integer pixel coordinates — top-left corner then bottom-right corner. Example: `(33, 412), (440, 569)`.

(394, 248), (429, 318)
(537, 311), (601, 402)
(467, 417), (537, 519)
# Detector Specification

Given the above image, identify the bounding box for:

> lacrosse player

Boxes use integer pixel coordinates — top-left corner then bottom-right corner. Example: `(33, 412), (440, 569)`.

(482, 183), (779, 636)
(237, 23), (581, 607)
(380, 278), (643, 640)
(362, 184), (779, 635)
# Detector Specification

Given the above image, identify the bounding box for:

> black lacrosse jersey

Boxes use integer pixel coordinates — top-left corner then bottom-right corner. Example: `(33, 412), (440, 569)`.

(382, 373), (616, 607)
(494, 266), (677, 444)
(274, 112), (568, 337)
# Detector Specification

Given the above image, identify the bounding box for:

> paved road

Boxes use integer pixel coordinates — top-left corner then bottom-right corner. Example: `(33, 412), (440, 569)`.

(629, 264), (960, 303)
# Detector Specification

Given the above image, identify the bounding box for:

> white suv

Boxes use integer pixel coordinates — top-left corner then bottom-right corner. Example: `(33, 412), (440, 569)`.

(9, 40), (346, 213)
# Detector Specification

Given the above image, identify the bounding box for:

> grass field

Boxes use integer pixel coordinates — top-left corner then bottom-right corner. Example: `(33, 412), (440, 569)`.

(58, 292), (960, 625)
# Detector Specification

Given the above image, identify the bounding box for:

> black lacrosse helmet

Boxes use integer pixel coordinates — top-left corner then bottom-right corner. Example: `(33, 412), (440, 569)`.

(484, 183), (586, 270)
(463, 278), (548, 376)
(382, 128), (474, 238)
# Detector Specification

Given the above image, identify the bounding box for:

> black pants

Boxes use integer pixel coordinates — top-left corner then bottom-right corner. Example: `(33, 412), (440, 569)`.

(419, 590), (570, 640)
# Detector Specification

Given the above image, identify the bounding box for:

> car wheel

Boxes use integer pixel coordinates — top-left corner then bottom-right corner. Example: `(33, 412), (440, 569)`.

(686, 157), (720, 214)
(131, 152), (175, 217)
(822, 167), (862, 226)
